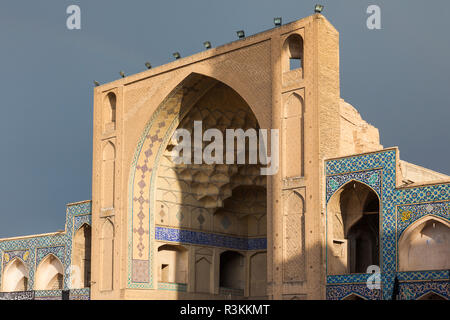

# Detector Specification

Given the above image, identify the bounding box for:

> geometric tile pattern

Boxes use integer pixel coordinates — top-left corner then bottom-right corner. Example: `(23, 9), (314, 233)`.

(34, 289), (63, 300)
(398, 281), (449, 300)
(396, 270), (449, 282)
(35, 246), (65, 267)
(69, 288), (90, 300)
(326, 273), (373, 284)
(155, 226), (267, 251)
(131, 259), (149, 283)
(157, 282), (187, 292)
(2, 250), (30, 268)
(73, 214), (92, 233)
(326, 284), (382, 300)
(0, 200), (92, 295)
(325, 148), (450, 300)
(326, 169), (382, 202)
(397, 201), (448, 239)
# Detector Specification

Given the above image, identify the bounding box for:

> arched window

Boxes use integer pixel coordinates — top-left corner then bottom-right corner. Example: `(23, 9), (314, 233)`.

(327, 181), (380, 274)
(157, 244), (188, 284)
(398, 216), (450, 271)
(2, 258), (28, 292)
(283, 34), (304, 72)
(35, 254), (64, 290)
(103, 92), (116, 132)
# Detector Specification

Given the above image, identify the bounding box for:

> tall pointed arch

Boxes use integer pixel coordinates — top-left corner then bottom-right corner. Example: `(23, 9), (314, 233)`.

(2, 258), (28, 292)
(35, 254), (64, 290)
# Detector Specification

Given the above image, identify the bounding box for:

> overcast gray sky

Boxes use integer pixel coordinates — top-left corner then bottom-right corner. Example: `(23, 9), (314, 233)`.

(0, 0), (448, 237)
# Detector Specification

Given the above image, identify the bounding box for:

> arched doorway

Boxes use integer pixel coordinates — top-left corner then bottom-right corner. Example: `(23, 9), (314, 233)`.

(35, 254), (64, 290)
(327, 181), (380, 274)
(2, 258), (28, 292)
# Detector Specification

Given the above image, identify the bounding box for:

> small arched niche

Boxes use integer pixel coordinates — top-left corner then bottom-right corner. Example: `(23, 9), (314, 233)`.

(219, 250), (245, 294)
(71, 224), (92, 288)
(157, 244), (188, 284)
(282, 34), (304, 73)
(398, 216), (450, 272)
(103, 92), (116, 132)
(2, 258), (28, 292)
(101, 141), (116, 210)
(35, 254), (64, 290)
(282, 93), (304, 178)
(100, 219), (114, 291)
(327, 180), (380, 275)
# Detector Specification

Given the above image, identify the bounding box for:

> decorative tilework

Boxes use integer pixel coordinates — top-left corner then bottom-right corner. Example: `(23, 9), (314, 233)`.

(132, 259), (149, 283)
(158, 282), (187, 292)
(397, 201), (449, 239)
(325, 148), (450, 300)
(73, 214), (92, 232)
(155, 227), (267, 251)
(69, 288), (90, 300)
(326, 273), (372, 285)
(398, 281), (449, 300)
(326, 169), (382, 202)
(396, 270), (449, 282)
(0, 201), (92, 298)
(36, 246), (65, 267)
(34, 290), (63, 300)
(326, 284), (382, 300)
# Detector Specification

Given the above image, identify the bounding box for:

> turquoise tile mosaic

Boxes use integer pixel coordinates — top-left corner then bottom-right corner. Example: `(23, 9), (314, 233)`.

(0, 201), (92, 299)
(325, 148), (450, 300)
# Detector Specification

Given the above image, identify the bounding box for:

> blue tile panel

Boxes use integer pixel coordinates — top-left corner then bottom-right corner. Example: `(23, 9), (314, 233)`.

(398, 281), (449, 300)
(0, 201), (92, 296)
(326, 284), (382, 300)
(325, 149), (450, 300)
(155, 226), (267, 251)
(158, 282), (187, 292)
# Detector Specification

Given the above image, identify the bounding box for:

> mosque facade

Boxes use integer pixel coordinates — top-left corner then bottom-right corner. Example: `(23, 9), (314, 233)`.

(0, 13), (448, 300)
